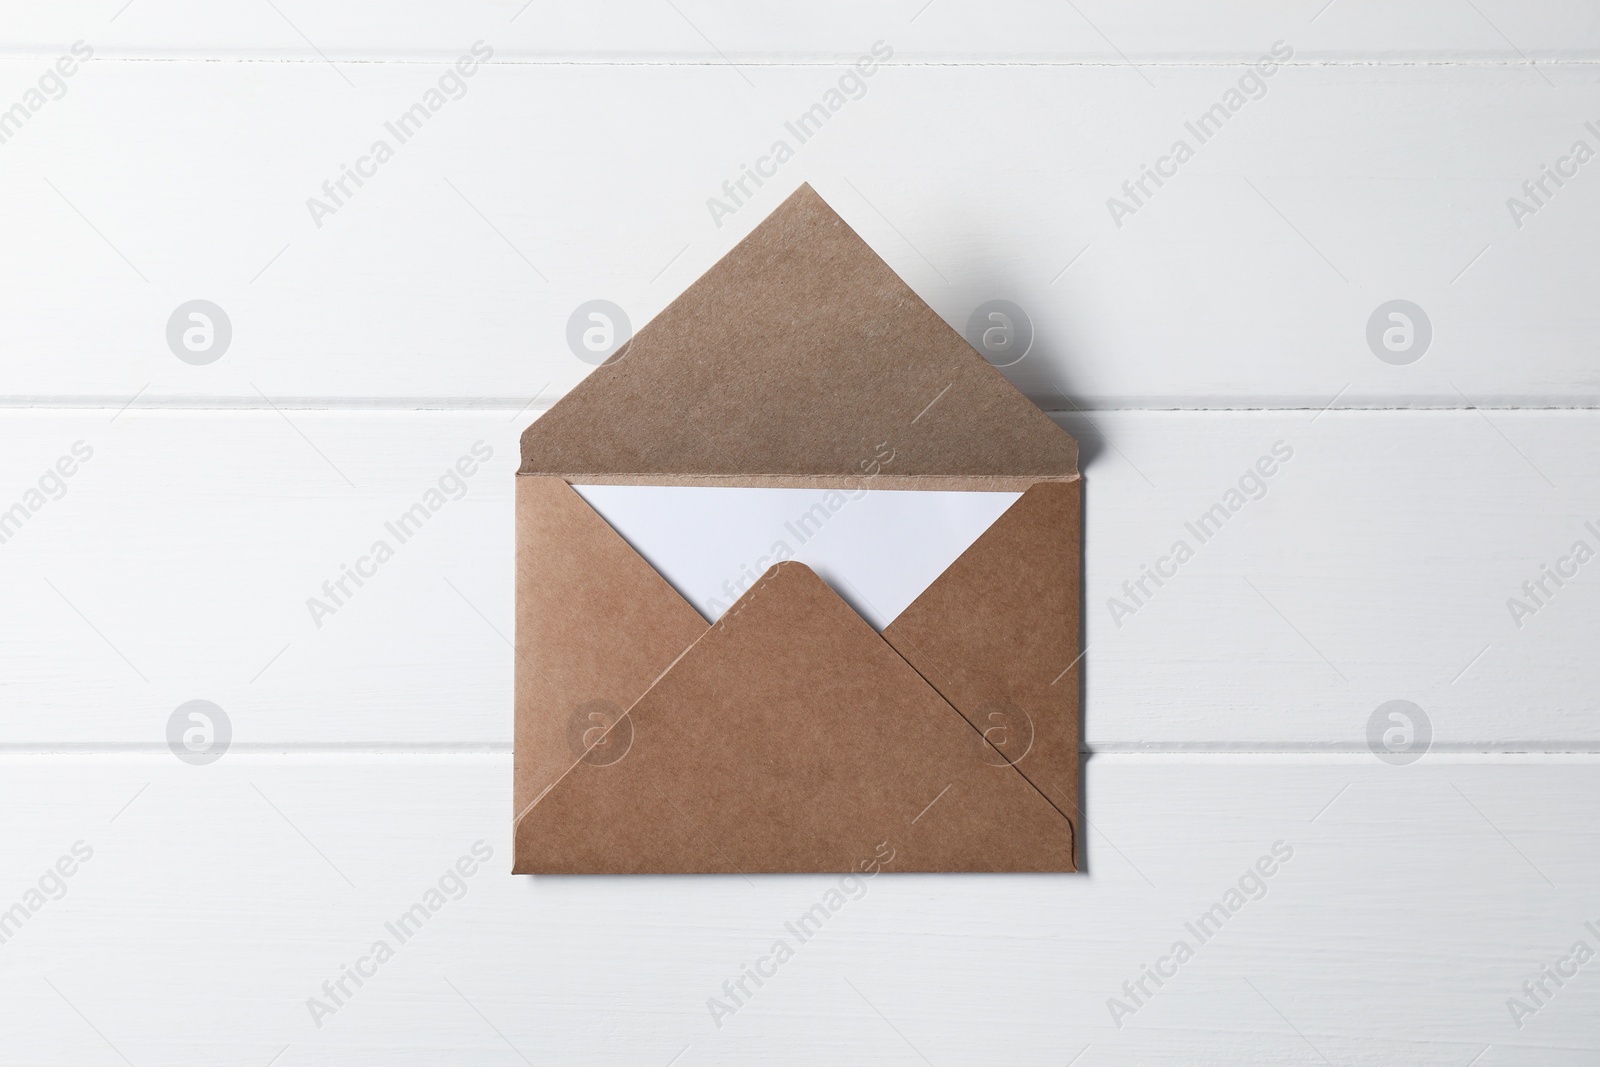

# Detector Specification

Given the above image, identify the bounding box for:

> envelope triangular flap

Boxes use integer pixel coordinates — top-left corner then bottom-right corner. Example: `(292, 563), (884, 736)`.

(513, 476), (709, 822)
(519, 184), (1077, 490)
(884, 480), (1081, 827)
(514, 562), (1075, 873)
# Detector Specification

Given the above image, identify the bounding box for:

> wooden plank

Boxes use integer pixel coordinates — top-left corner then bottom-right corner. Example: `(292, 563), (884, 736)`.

(0, 752), (1592, 1064)
(1, 409), (1594, 748)
(5, 0), (1600, 61)
(1, 61), (1598, 405)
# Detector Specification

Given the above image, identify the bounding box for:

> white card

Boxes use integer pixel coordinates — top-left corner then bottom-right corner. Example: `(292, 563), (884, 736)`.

(573, 485), (1021, 630)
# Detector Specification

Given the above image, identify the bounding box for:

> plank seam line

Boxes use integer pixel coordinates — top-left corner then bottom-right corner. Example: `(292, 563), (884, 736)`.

(6, 55), (1600, 69)
(3, 745), (1600, 756)
(4, 401), (1600, 414)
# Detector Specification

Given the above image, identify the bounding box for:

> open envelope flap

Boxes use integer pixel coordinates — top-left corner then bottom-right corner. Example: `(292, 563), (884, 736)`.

(884, 480), (1081, 828)
(514, 477), (709, 821)
(518, 184), (1077, 490)
(514, 561), (1075, 874)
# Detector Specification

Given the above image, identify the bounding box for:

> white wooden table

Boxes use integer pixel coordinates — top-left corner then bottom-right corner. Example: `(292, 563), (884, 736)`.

(2, 3), (1597, 1063)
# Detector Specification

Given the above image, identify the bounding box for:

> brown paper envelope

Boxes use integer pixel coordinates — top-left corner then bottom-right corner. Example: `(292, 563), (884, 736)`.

(513, 477), (1079, 873)
(513, 183), (1082, 874)
(516, 559), (1073, 874)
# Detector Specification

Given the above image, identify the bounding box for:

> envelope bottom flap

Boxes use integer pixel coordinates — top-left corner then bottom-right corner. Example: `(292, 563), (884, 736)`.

(514, 561), (1074, 874)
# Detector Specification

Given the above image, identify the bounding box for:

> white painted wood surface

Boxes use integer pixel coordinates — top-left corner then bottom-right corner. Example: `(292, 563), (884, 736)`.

(1, 754), (1594, 1065)
(0, 59), (1598, 405)
(7, 0), (1600, 60)
(2, 3), (1598, 1063)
